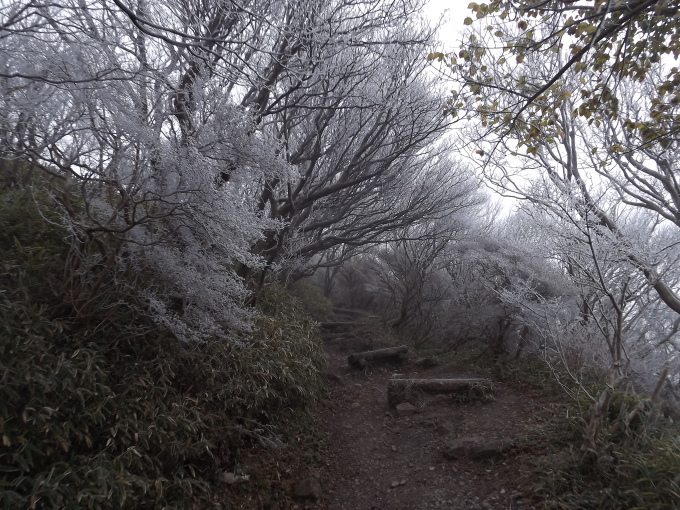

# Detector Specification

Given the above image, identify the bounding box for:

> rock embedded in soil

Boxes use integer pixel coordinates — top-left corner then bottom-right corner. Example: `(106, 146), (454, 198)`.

(435, 423), (454, 436)
(415, 357), (440, 369)
(294, 477), (322, 501)
(219, 472), (249, 484)
(442, 436), (507, 462)
(395, 402), (417, 416)
(324, 371), (344, 384)
(348, 345), (409, 369)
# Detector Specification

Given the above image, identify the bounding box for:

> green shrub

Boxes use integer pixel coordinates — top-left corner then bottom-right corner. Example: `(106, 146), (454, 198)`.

(530, 388), (680, 510)
(289, 280), (333, 321)
(614, 436), (680, 509)
(0, 183), (325, 509)
(227, 283), (325, 422)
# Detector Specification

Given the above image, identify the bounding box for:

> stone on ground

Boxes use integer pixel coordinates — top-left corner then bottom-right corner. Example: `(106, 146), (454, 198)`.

(442, 436), (507, 462)
(395, 402), (417, 416)
(295, 477), (322, 501)
(415, 357), (440, 369)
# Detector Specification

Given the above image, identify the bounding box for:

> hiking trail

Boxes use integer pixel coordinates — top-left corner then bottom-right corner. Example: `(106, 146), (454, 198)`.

(303, 315), (551, 510)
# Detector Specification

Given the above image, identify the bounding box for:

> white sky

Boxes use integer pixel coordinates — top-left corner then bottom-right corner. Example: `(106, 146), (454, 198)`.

(423, 1), (518, 218)
(424, 0), (472, 50)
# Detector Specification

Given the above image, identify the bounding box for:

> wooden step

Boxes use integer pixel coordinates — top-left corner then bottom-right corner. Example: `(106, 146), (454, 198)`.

(387, 377), (493, 406)
(347, 345), (408, 369)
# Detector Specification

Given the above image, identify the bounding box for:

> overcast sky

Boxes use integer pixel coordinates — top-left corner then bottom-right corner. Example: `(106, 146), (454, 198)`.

(424, 0), (471, 49)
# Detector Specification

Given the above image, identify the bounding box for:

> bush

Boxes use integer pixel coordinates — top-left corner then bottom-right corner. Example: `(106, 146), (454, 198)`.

(0, 183), (324, 509)
(289, 280), (333, 322)
(530, 387), (680, 510)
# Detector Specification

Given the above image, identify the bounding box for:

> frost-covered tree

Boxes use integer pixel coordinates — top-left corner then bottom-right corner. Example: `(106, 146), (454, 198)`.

(439, 12), (680, 317)
(498, 192), (680, 395)
(431, 18), (680, 388)
(239, 8), (474, 286)
(371, 222), (459, 346)
(0, 1), (296, 339)
(0, 0), (475, 336)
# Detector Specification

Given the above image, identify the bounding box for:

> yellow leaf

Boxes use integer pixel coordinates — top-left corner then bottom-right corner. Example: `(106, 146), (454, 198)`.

(464, 17), (473, 25)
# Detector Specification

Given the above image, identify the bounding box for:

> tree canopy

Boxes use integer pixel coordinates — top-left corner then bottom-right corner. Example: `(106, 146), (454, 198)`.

(433, 0), (680, 149)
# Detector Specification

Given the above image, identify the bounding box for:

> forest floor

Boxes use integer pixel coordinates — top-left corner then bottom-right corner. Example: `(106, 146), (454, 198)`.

(224, 319), (570, 510)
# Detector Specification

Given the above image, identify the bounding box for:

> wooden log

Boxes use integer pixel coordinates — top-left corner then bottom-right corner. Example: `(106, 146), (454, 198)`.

(347, 345), (408, 369)
(387, 378), (493, 406)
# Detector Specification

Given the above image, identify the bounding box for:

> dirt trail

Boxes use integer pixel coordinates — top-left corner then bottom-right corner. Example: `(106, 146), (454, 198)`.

(313, 324), (550, 510)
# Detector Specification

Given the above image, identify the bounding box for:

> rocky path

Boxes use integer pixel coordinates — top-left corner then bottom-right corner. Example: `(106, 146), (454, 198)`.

(307, 323), (551, 510)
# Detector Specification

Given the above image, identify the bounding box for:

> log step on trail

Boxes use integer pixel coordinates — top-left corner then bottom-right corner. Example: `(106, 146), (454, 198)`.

(387, 377), (493, 407)
(347, 345), (408, 369)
